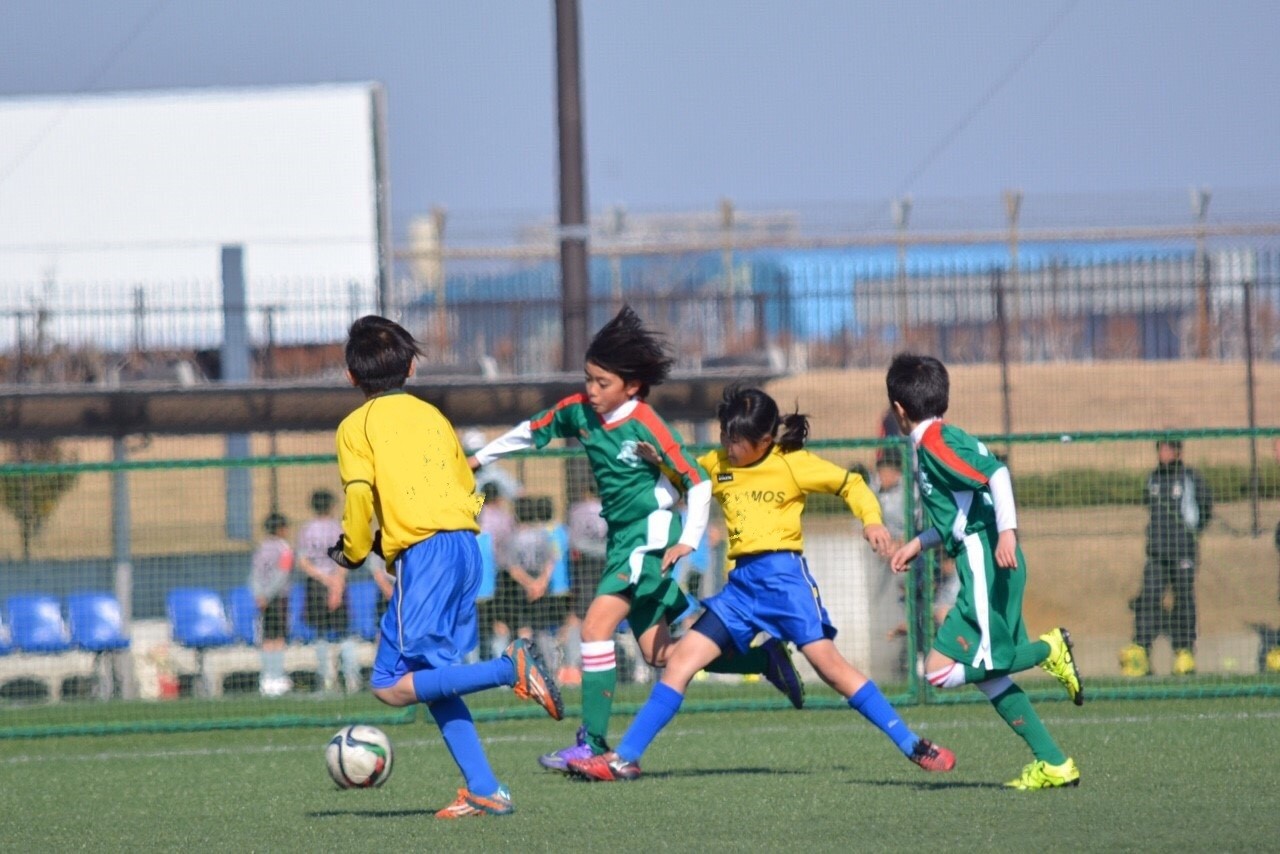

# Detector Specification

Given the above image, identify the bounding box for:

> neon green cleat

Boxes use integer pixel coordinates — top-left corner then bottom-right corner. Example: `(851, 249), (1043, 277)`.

(1004, 757), (1081, 791)
(1173, 648), (1196, 676)
(1039, 627), (1084, 705)
(1119, 643), (1150, 678)
(1267, 647), (1280, 673)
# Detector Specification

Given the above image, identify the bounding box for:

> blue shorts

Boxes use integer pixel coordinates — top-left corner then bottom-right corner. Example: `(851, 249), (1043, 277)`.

(371, 530), (481, 689)
(702, 551), (837, 653)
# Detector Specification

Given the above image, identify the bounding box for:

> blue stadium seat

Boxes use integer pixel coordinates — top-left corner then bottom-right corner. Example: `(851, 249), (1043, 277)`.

(66, 592), (130, 653)
(287, 583), (316, 644)
(346, 580), (379, 642)
(6, 594), (73, 654)
(66, 592), (130, 701)
(0, 612), (12, 656)
(225, 586), (259, 646)
(166, 588), (236, 649)
(166, 587), (236, 698)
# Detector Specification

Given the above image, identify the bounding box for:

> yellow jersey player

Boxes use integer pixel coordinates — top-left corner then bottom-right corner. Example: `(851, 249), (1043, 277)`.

(568, 386), (956, 782)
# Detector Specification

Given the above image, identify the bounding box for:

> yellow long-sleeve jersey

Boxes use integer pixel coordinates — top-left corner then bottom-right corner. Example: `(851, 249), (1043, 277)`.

(698, 445), (883, 560)
(336, 391), (481, 566)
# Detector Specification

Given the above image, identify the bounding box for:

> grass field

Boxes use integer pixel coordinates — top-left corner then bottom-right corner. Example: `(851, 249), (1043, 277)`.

(2, 693), (1274, 852)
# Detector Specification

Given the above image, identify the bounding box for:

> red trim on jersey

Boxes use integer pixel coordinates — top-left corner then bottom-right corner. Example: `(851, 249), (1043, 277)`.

(531, 393), (588, 431)
(920, 421), (988, 485)
(630, 403), (705, 485)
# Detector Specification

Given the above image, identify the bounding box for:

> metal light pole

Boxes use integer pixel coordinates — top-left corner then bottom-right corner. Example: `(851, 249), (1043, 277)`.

(555, 0), (590, 371)
(1003, 189), (1023, 360)
(892, 196), (912, 340)
(1192, 186), (1212, 358)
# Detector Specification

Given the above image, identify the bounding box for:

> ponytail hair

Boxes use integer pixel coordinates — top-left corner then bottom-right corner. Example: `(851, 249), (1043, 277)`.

(776, 411), (810, 452)
(717, 385), (810, 452)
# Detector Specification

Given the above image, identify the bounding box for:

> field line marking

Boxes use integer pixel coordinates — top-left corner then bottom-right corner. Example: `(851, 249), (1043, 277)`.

(3, 707), (1278, 766)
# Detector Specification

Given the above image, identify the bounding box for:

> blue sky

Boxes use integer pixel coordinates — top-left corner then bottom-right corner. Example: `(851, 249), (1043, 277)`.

(2, 1), (1277, 237)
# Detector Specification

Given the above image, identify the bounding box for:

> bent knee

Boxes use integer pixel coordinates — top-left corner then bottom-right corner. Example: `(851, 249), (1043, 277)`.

(371, 685), (412, 707)
(644, 649), (668, 668)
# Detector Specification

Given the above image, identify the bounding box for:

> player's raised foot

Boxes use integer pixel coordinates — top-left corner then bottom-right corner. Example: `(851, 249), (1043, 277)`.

(761, 637), (805, 709)
(908, 738), (956, 772)
(1039, 627), (1084, 705)
(1173, 648), (1196, 676)
(567, 751), (641, 782)
(1118, 643), (1150, 678)
(1003, 758), (1081, 791)
(505, 638), (564, 721)
(538, 725), (601, 772)
(434, 785), (515, 819)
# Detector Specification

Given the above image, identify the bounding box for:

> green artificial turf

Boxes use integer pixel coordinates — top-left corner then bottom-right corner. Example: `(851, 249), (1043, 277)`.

(1, 695), (1275, 851)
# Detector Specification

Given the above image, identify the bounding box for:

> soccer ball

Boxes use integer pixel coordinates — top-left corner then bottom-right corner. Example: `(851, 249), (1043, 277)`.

(326, 724), (394, 789)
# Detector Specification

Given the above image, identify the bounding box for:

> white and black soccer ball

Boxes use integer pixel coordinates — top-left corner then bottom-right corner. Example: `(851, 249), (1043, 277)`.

(326, 724), (394, 789)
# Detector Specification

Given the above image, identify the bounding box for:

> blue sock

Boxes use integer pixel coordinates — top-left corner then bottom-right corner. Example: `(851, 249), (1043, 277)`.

(413, 658), (514, 704)
(428, 696), (501, 797)
(617, 682), (684, 763)
(849, 681), (918, 756)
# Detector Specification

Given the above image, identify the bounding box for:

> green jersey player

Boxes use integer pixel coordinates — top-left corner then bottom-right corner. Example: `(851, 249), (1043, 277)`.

(471, 306), (802, 770)
(886, 353), (1085, 791)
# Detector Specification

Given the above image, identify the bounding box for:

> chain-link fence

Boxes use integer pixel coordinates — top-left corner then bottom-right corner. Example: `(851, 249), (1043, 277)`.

(4, 241), (1279, 383)
(1, 430), (1277, 737)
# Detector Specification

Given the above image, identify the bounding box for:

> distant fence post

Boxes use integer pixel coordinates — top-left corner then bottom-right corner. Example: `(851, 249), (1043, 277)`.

(222, 245), (252, 541)
(1243, 277), (1260, 536)
(993, 268), (1014, 458)
(112, 436), (137, 699)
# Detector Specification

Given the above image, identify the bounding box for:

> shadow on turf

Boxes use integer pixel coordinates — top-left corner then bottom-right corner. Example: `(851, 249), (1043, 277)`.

(571, 766), (805, 781)
(308, 809), (436, 819)
(840, 775), (1004, 791)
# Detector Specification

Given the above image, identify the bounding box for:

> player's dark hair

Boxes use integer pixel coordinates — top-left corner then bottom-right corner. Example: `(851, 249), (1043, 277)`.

(584, 305), (674, 398)
(310, 489), (335, 514)
(886, 353), (950, 422)
(717, 385), (809, 452)
(345, 315), (424, 395)
(263, 511), (288, 534)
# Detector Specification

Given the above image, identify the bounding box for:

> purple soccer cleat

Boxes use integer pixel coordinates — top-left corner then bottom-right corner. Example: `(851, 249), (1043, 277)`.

(538, 725), (602, 772)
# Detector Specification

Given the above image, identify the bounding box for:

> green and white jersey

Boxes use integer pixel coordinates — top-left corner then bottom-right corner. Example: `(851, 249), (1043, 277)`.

(476, 394), (708, 529)
(910, 418), (1007, 554)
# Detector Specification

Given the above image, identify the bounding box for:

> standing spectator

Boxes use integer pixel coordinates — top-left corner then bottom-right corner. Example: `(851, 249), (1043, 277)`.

(249, 512), (294, 698)
(875, 407), (905, 466)
(477, 482), (518, 660)
(296, 488), (361, 694)
(1274, 438), (1280, 592)
(871, 445), (908, 543)
(1267, 438), (1280, 673)
(872, 445), (918, 677)
(1121, 438), (1213, 677)
(496, 496), (557, 650)
(562, 475), (608, 684)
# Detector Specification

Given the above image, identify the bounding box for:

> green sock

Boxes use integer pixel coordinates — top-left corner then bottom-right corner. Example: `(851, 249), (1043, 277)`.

(991, 683), (1067, 765)
(703, 646), (768, 675)
(580, 667), (617, 753)
(963, 640), (1050, 682)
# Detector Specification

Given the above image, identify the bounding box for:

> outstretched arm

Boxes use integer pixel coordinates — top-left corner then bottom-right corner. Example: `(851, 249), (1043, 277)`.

(473, 421), (534, 466)
(988, 466), (1019, 568)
